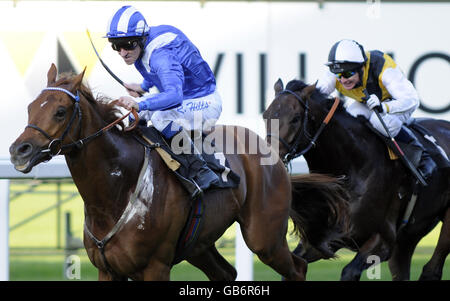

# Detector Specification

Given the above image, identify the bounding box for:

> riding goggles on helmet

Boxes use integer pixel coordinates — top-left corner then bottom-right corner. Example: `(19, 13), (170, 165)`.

(335, 70), (357, 79)
(111, 39), (139, 51)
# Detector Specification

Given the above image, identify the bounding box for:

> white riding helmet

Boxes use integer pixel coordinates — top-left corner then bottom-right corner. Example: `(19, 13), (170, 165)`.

(326, 39), (367, 73)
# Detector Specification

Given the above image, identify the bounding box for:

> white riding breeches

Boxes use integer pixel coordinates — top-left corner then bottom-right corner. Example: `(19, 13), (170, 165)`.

(345, 100), (414, 137)
(137, 89), (222, 133)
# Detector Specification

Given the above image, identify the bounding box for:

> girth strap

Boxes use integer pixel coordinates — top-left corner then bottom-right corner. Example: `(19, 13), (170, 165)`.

(172, 195), (205, 265)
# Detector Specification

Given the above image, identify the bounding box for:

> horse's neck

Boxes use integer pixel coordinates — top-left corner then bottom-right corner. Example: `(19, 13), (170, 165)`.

(305, 108), (369, 172)
(65, 109), (145, 232)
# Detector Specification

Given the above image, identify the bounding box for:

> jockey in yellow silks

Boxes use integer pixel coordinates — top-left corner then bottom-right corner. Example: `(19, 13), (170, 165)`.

(317, 39), (436, 179)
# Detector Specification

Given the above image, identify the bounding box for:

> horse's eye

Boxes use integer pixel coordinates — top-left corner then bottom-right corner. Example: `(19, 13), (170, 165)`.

(291, 115), (301, 124)
(54, 107), (67, 121)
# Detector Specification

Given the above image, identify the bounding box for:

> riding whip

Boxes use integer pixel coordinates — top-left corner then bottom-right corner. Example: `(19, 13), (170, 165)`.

(362, 89), (427, 186)
(86, 29), (143, 96)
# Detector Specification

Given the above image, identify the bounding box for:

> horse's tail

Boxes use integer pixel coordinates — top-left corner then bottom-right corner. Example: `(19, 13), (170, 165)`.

(289, 173), (351, 258)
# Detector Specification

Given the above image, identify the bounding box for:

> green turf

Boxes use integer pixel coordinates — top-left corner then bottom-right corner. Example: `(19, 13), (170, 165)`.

(8, 180), (450, 281)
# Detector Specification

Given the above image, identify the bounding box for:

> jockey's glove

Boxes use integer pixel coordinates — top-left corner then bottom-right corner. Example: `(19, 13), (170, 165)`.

(366, 94), (387, 114)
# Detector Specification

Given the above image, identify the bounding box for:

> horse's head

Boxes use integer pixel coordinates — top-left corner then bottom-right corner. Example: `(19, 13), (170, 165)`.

(9, 63), (86, 173)
(263, 78), (316, 162)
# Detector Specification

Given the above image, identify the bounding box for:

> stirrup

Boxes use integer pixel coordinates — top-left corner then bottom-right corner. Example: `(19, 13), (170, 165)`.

(190, 180), (204, 200)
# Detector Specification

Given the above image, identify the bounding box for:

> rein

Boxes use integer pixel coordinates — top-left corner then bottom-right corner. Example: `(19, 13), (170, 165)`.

(267, 89), (340, 164)
(288, 96), (339, 161)
(26, 87), (139, 158)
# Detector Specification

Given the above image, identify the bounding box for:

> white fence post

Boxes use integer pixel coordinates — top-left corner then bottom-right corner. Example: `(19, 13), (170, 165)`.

(0, 179), (10, 281)
(235, 223), (253, 281)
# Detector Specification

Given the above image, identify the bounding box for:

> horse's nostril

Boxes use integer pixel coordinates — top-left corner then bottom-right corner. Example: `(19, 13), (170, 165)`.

(17, 143), (33, 157)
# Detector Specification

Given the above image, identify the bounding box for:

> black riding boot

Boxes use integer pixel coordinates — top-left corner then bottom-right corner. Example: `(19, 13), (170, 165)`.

(395, 126), (437, 179)
(169, 130), (220, 198)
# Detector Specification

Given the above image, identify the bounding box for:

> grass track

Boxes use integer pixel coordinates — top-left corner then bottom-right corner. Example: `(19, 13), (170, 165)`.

(8, 181), (450, 281)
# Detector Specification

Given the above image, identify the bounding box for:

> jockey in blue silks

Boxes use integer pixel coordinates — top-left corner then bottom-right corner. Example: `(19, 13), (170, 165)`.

(106, 5), (222, 198)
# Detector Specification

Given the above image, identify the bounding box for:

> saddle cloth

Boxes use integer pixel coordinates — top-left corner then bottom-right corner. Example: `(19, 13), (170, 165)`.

(361, 116), (450, 171)
(135, 125), (240, 189)
(408, 118), (450, 170)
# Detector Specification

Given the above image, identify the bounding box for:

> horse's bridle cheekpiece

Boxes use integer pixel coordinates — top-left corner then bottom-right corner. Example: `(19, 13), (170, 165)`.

(267, 89), (340, 165)
(26, 87), (82, 157)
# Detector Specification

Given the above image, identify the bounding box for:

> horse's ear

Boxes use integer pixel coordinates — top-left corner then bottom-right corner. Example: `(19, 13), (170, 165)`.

(274, 78), (284, 95)
(70, 67), (86, 91)
(47, 63), (57, 86)
(300, 81), (317, 99)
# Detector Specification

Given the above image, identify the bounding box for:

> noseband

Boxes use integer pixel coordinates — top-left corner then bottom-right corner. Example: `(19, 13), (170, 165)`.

(267, 89), (340, 164)
(26, 86), (138, 158)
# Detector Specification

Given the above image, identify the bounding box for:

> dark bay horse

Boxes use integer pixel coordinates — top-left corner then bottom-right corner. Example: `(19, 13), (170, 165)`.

(9, 64), (349, 280)
(263, 78), (450, 280)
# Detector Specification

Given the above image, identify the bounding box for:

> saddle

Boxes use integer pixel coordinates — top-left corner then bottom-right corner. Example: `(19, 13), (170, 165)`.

(132, 125), (240, 265)
(134, 125), (240, 189)
(361, 117), (449, 228)
(408, 118), (450, 170)
(360, 116), (450, 172)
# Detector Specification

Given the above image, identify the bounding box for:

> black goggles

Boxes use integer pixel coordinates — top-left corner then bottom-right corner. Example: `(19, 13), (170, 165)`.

(111, 40), (139, 51)
(335, 70), (357, 79)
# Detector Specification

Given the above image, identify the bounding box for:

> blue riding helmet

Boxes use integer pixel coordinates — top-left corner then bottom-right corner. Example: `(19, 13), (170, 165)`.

(105, 5), (149, 39)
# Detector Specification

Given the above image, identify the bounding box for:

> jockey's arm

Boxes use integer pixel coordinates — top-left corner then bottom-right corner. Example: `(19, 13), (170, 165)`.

(381, 67), (420, 114)
(124, 83), (145, 98)
(140, 79), (154, 92)
(138, 51), (184, 112)
(316, 70), (337, 96)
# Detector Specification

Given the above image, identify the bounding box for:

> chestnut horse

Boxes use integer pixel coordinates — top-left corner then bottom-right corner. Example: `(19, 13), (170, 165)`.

(9, 65), (349, 280)
(263, 79), (450, 280)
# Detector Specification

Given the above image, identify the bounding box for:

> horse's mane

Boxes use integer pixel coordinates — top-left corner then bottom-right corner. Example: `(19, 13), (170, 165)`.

(285, 79), (309, 93)
(285, 79), (347, 113)
(55, 73), (124, 127)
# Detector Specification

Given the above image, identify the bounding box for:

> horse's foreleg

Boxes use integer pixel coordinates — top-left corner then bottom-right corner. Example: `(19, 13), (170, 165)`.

(388, 236), (419, 281)
(98, 270), (127, 281)
(98, 270), (112, 281)
(420, 208), (450, 280)
(187, 246), (237, 281)
(389, 218), (436, 280)
(141, 259), (171, 280)
(341, 233), (392, 281)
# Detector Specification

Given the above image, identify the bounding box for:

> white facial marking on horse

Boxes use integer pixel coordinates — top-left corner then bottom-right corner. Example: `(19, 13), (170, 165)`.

(40, 101), (48, 108)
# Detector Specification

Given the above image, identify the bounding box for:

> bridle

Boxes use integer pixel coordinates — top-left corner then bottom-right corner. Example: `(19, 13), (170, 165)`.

(267, 89), (312, 164)
(267, 89), (340, 164)
(26, 86), (138, 158)
(26, 85), (141, 278)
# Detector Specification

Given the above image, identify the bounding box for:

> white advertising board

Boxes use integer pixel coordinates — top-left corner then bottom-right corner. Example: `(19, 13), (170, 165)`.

(1, 1), (449, 158)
